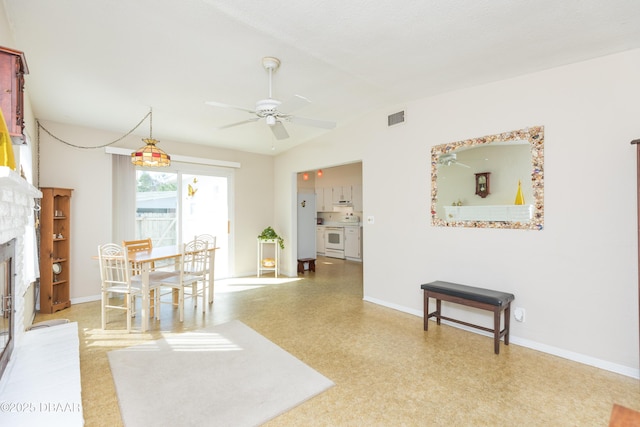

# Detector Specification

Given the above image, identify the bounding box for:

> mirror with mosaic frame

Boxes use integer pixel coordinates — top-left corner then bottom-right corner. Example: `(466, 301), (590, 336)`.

(431, 126), (544, 230)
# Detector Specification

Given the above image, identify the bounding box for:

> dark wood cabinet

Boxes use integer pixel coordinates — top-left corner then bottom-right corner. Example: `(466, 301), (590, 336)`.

(0, 46), (29, 144)
(39, 187), (73, 313)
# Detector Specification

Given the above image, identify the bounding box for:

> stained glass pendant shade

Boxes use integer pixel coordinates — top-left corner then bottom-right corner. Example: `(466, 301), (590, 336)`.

(131, 138), (170, 167)
(131, 109), (170, 167)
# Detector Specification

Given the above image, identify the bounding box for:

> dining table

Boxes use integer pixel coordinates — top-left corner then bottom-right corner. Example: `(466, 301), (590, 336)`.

(129, 244), (217, 332)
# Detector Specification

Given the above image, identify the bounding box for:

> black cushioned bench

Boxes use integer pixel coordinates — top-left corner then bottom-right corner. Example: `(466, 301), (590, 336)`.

(421, 281), (515, 354)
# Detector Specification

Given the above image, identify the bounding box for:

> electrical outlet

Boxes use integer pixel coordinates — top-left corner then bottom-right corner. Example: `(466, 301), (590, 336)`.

(514, 307), (526, 322)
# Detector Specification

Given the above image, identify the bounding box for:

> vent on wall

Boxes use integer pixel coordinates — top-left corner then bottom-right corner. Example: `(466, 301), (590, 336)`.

(388, 110), (405, 127)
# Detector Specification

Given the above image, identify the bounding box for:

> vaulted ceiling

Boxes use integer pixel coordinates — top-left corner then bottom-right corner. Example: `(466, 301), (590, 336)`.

(4, 0), (640, 154)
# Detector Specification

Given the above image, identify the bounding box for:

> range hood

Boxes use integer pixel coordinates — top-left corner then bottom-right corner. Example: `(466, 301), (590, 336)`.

(333, 200), (352, 207)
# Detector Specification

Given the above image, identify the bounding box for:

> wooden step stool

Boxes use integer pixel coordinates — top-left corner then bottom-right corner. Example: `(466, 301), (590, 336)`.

(297, 258), (316, 274)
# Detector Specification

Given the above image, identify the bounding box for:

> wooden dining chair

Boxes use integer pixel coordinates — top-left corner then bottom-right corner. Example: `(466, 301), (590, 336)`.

(98, 243), (163, 332)
(122, 238), (159, 316)
(158, 239), (209, 322)
(122, 238), (154, 274)
(195, 234), (216, 303)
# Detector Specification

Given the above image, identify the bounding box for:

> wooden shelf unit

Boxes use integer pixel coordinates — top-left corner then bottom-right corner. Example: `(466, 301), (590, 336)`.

(39, 187), (73, 313)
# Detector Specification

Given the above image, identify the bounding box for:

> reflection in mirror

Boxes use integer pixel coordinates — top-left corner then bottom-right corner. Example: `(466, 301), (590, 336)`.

(431, 126), (544, 230)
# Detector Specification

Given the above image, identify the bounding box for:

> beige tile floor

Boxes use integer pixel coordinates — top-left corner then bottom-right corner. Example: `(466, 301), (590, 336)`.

(35, 256), (639, 426)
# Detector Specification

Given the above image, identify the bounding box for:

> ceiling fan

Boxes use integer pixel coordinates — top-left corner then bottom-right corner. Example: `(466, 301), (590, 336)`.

(206, 57), (336, 140)
(438, 153), (470, 168)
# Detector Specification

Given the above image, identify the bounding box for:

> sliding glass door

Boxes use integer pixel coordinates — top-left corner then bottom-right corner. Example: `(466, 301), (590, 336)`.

(180, 173), (229, 278)
(134, 165), (232, 278)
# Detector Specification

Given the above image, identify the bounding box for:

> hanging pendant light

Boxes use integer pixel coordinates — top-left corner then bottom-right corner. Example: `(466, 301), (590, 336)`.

(131, 108), (171, 167)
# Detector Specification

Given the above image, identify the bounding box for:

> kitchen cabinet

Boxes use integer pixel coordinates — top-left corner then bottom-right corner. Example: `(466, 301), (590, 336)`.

(316, 184), (362, 211)
(315, 188), (324, 212)
(316, 226), (325, 254)
(323, 188), (333, 209)
(332, 186), (352, 203)
(39, 187), (73, 313)
(351, 185), (363, 212)
(0, 46), (29, 143)
(344, 226), (362, 261)
(316, 187), (333, 212)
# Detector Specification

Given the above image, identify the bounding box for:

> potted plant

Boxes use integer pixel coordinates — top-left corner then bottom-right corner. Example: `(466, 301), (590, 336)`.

(258, 226), (285, 250)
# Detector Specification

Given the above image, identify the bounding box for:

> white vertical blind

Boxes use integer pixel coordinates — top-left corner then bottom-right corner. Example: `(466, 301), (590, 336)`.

(112, 154), (136, 243)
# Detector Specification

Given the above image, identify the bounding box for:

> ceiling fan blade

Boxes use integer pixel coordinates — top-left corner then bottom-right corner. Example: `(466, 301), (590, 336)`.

(289, 115), (336, 130)
(270, 121), (289, 140)
(278, 94), (311, 113)
(216, 117), (260, 130)
(205, 100), (256, 114)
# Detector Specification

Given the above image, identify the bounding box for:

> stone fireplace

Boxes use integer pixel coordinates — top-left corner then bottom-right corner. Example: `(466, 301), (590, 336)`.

(0, 166), (41, 377)
(0, 167), (83, 425)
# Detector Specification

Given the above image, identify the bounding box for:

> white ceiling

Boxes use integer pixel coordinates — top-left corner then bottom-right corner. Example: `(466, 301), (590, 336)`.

(4, 0), (640, 155)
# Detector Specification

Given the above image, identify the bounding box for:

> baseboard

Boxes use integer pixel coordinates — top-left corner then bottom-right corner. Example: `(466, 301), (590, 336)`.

(363, 295), (640, 380)
(71, 294), (100, 305)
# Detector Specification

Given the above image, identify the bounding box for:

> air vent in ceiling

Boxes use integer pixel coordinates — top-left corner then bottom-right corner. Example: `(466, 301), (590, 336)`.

(388, 110), (405, 127)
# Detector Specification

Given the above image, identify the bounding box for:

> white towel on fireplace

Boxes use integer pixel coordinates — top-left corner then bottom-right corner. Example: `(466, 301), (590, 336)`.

(19, 143), (39, 283)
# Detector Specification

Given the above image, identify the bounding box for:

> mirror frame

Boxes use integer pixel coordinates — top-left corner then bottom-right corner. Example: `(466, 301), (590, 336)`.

(430, 126), (544, 230)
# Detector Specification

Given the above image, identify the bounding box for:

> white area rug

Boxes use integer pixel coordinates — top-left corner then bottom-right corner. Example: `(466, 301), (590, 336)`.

(108, 320), (334, 426)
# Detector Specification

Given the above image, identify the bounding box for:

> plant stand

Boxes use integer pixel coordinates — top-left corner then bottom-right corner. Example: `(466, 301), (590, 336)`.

(257, 238), (279, 277)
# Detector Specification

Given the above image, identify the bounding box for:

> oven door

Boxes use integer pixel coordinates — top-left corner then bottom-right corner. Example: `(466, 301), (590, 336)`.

(324, 227), (344, 250)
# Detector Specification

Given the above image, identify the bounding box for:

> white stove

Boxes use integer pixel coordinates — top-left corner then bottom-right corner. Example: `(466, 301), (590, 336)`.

(339, 214), (360, 224)
(323, 216), (359, 259)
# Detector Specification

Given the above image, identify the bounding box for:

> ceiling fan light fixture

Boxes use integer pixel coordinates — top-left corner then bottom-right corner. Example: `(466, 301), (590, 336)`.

(205, 56), (336, 141)
(262, 56), (281, 72)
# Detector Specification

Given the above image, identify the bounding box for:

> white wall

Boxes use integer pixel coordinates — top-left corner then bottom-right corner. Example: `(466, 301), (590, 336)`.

(275, 50), (640, 377)
(37, 120), (275, 300)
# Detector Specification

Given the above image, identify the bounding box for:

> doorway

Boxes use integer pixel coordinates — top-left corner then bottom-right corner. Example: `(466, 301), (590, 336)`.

(295, 161), (363, 278)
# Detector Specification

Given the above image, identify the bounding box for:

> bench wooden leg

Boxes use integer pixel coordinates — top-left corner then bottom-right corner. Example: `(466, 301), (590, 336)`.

(504, 303), (511, 346)
(494, 307), (501, 354)
(423, 291), (429, 331)
(435, 299), (441, 325)
(493, 303), (512, 354)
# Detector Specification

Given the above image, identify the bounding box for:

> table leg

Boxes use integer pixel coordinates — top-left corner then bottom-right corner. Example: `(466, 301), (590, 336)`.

(208, 249), (216, 303)
(141, 264), (149, 332)
(172, 256), (180, 306)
